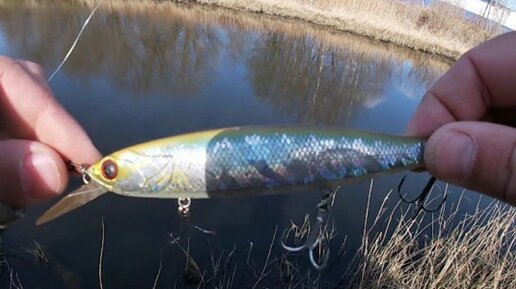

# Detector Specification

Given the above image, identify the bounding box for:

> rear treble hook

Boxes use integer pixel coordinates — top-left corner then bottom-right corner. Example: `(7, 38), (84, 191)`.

(281, 188), (335, 271)
(397, 176), (446, 216)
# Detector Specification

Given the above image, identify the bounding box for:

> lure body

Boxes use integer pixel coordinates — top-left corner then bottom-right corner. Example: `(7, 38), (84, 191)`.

(89, 126), (425, 198)
(37, 126), (425, 225)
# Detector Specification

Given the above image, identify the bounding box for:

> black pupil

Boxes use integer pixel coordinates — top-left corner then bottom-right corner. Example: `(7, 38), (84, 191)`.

(102, 161), (117, 179)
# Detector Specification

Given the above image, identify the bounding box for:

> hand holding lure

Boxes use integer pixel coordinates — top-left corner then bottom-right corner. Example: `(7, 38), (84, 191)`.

(37, 126), (442, 225)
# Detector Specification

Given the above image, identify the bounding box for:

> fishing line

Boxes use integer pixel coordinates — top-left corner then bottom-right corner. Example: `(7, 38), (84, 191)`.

(48, 3), (100, 82)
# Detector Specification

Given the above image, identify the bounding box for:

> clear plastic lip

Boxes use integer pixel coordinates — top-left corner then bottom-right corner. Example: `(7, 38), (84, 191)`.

(36, 182), (107, 225)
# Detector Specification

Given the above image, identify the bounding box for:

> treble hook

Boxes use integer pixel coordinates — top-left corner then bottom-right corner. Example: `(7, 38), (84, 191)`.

(397, 176), (446, 216)
(281, 188), (335, 271)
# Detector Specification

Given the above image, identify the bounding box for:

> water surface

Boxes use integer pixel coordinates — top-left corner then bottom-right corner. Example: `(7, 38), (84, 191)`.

(0, 2), (484, 288)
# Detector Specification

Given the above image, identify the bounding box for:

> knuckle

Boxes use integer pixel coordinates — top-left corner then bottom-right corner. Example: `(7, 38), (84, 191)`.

(15, 59), (47, 80)
(19, 59), (43, 71)
(0, 57), (47, 84)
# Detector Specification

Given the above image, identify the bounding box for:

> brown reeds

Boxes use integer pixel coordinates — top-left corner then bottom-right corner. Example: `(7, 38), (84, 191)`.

(349, 190), (516, 289)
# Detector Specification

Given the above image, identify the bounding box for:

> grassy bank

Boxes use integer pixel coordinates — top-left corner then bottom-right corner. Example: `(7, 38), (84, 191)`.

(167, 0), (503, 60)
(350, 199), (516, 288)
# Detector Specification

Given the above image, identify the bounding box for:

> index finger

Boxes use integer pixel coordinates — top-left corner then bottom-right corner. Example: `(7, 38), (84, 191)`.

(0, 56), (101, 164)
(407, 31), (516, 137)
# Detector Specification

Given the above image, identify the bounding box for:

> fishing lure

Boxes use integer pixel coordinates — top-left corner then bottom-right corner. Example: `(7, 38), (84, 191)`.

(37, 126), (429, 225)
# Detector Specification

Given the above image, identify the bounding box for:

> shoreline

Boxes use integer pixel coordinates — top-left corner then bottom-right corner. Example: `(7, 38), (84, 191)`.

(170, 0), (503, 61)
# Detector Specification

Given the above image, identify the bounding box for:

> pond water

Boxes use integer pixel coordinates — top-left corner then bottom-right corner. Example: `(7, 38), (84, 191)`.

(0, 2), (490, 288)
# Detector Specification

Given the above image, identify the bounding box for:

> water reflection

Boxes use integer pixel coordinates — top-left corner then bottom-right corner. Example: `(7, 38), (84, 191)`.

(0, 3), (222, 94)
(0, 1), (447, 125)
(247, 32), (388, 124)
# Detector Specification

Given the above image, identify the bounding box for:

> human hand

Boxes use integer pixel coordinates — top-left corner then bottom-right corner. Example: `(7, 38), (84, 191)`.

(0, 56), (101, 209)
(407, 32), (516, 206)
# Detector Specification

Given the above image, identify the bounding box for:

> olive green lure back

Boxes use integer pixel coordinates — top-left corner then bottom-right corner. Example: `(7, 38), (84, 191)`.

(37, 126), (425, 225)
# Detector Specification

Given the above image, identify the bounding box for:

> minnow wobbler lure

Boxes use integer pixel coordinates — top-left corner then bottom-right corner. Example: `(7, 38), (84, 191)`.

(37, 126), (426, 225)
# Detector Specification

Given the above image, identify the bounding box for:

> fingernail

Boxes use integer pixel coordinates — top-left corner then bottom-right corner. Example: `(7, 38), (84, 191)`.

(20, 152), (62, 200)
(428, 131), (476, 180)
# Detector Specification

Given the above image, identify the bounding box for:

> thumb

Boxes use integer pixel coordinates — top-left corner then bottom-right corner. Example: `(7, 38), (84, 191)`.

(425, 122), (516, 205)
(0, 140), (68, 207)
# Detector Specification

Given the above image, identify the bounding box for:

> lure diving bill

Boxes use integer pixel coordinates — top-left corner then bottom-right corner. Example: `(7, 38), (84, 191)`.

(36, 126), (425, 225)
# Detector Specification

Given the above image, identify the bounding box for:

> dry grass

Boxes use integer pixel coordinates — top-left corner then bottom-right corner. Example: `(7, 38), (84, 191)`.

(348, 195), (516, 288)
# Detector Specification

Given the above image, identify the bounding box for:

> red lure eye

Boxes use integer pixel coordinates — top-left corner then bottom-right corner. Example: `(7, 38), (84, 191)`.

(101, 159), (118, 180)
